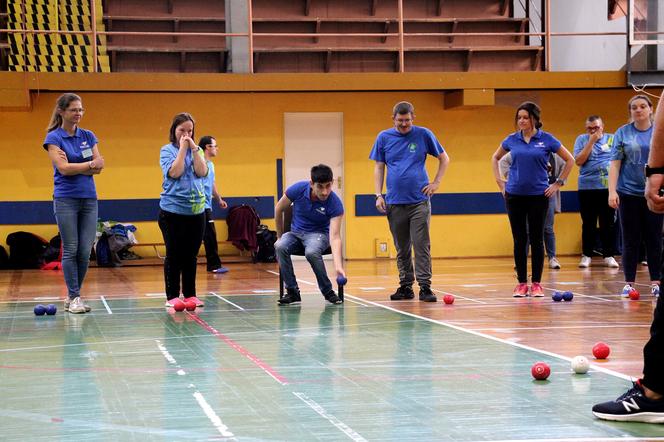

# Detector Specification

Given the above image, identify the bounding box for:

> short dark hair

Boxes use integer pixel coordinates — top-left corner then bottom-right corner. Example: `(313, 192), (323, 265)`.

(311, 164), (333, 184)
(199, 135), (215, 149)
(169, 112), (195, 144)
(587, 115), (602, 123)
(515, 101), (542, 129)
(392, 101), (414, 117)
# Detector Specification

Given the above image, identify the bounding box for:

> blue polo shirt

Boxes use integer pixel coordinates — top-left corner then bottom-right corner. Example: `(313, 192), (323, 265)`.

(611, 122), (653, 197)
(573, 133), (613, 190)
(286, 181), (344, 235)
(43, 127), (98, 199)
(204, 160), (215, 210)
(159, 144), (206, 215)
(501, 130), (561, 195)
(369, 126), (445, 204)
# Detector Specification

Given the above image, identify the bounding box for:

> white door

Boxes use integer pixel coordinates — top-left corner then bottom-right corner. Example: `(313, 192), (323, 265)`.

(283, 112), (344, 257)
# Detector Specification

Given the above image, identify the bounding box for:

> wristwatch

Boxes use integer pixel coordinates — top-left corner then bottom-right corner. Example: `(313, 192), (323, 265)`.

(375, 194), (383, 200)
(555, 178), (565, 186)
(645, 165), (664, 177)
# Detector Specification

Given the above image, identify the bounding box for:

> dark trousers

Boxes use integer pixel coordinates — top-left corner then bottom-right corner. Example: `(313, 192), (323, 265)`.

(505, 193), (548, 283)
(618, 193), (663, 282)
(578, 189), (616, 257)
(203, 208), (222, 271)
(643, 292), (664, 394)
(158, 209), (205, 300)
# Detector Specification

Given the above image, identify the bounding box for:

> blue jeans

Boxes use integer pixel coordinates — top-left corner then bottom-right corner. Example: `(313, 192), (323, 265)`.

(275, 231), (332, 295)
(54, 198), (98, 299)
(544, 194), (556, 258)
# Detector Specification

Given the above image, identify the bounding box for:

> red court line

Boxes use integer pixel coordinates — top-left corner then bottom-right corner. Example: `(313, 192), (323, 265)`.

(188, 313), (289, 385)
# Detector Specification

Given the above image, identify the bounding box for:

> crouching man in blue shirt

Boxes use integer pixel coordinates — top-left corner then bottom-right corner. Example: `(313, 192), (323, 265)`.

(275, 164), (346, 305)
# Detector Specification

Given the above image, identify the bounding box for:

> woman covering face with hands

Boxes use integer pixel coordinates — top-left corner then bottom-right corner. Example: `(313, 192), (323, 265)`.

(158, 112), (208, 309)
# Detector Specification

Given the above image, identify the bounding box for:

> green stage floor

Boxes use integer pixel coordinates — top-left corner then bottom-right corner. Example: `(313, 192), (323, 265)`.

(1, 293), (663, 441)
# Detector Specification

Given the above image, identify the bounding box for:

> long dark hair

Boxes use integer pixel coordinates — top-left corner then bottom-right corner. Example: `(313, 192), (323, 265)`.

(169, 112), (195, 144)
(46, 93), (81, 132)
(515, 101), (542, 130)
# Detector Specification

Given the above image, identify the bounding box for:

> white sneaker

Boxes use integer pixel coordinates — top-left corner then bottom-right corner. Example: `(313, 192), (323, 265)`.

(67, 297), (87, 314)
(652, 284), (660, 297)
(549, 257), (561, 269)
(621, 284), (633, 298)
(604, 257), (619, 268)
(579, 255), (592, 268)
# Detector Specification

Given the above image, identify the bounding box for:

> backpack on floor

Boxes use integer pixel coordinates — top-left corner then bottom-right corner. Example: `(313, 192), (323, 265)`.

(6, 231), (49, 269)
(253, 225), (277, 263)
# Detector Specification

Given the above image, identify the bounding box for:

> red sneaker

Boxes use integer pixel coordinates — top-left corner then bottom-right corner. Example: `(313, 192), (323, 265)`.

(513, 283), (528, 297)
(530, 283), (544, 297)
(185, 296), (204, 307)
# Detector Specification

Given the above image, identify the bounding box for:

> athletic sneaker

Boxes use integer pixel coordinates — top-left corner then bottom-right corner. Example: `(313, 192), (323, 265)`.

(642, 260), (649, 266)
(278, 288), (301, 305)
(64, 297), (91, 312)
(185, 296), (204, 307)
(211, 267), (229, 274)
(513, 283), (528, 298)
(651, 284), (660, 297)
(324, 291), (343, 304)
(530, 282), (544, 297)
(548, 257), (561, 269)
(419, 285), (437, 302)
(390, 285), (415, 300)
(621, 284), (633, 298)
(164, 297), (182, 307)
(592, 380), (664, 423)
(604, 257), (619, 268)
(579, 255), (592, 268)
(67, 297), (87, 314)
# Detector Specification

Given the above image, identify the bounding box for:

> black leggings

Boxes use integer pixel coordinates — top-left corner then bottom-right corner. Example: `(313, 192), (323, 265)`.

(578, 189), (616, 257)
(643, 292), (664, 394)
(158, 209), (205, 300)
(505, 193), (549, 283)
(618, 193), (663, 282)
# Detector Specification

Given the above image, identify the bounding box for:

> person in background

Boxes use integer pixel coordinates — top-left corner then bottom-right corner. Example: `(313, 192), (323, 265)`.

(371, 101), (450, 303)
(158, 113), (208, 308)
(592, 89), (664, 423)
(608, 95), (662, 297)
(44, 93), (104, 314)
(200, 135), (229, 274)
(491, 101), (574, 297)
(574, 115), (619, 269)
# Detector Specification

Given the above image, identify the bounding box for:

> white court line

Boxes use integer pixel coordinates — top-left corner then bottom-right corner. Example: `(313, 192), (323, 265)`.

(488, 439), (664, 442)
(345, 294), (633, 381)
(252, 289), (277, 294)
(430, 288), (487, 304)
(145, 293), (166, 297)
(293, 392), (367, 442)
(265, 270), (316, 286)
(100, 296), (113, 314)
(33, 296), (60, 301)
(192, 391), (234, 438)
(477, 324), (650, 332)
(343, 297), (368, 307)
(156, 340), (234, 438)
(359, 287), (385, 291)
(209, 292), (245, 311)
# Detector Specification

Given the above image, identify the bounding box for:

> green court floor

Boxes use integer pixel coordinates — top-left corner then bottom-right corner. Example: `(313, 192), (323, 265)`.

(1, 293), (663, 441)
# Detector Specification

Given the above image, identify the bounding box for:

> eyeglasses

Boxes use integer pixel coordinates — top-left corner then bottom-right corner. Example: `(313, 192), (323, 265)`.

(66, 108), (85, 113)
(586, 126), (601, 132)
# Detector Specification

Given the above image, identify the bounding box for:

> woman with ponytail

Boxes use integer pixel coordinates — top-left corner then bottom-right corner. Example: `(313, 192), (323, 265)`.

(44, 93), (104, 314)
(608, 94), (662, 298)
(491, 102), (574, 297)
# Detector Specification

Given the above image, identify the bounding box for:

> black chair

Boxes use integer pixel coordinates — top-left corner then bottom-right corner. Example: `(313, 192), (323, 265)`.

(278, 204), (343, 302)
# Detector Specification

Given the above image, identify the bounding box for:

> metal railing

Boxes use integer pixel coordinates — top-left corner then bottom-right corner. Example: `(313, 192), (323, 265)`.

(0, 0), (659, 74)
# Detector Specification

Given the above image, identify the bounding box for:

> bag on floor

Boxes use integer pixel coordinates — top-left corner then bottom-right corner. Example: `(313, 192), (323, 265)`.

(6, 231), (49, 269)
(253, 225), (277, 263)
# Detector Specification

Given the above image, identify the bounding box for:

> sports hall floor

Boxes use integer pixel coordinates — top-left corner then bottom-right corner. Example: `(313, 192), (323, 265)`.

(1, 256), (664, 441)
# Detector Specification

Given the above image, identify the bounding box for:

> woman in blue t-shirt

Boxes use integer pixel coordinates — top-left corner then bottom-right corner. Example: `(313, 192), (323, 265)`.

(491, 102), (574, 297)
(608, 95), (663, 298)
(158, 113), (208, 308)
(43, 93), (105, 314)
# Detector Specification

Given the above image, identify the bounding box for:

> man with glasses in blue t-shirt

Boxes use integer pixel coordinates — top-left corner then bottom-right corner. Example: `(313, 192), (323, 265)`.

(370, 101), (450, 302)
(275, 164), (346, 305)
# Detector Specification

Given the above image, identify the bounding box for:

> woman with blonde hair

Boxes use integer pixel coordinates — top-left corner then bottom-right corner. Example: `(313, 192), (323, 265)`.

(44, 93), (104, 314)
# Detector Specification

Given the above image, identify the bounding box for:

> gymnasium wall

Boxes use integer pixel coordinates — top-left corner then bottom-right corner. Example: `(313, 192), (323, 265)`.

(0, 74), (657, 259)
